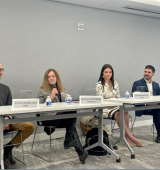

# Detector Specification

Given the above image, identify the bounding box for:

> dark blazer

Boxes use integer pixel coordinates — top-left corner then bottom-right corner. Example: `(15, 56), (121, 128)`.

(0, 83), (13, 119)
(0, 83), (12, 106)
(132, 78), (160, 116)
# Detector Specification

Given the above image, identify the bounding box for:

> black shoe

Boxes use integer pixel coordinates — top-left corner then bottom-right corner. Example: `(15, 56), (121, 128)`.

(8, 151), (16, 165)
(4, 148), (10, 160)
(4, 147), (16, 165)
(44, 127), (55, 135)
(155, 134), (160, 143)
(0, 159), (10, 169)
(64, 139), (78, 149)
(79, 151), (88, 164)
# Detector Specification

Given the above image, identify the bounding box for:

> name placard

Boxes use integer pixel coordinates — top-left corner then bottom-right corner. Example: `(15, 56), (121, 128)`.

(133, 92), (150, 100)
(79, 96), (103, 105)
(12, 99), (39, 109)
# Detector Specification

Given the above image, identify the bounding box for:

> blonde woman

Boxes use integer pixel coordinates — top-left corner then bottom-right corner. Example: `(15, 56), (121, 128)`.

(96, 64), (143, 147)
(37, 69), (88, 164)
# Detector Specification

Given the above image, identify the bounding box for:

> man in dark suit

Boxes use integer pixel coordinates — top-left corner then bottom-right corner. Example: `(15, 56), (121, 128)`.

(132, 65), (160, 143)
(0, 63), (35, 169)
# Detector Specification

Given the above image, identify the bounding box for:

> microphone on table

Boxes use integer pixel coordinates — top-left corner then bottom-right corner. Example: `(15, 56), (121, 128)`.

(51, 81), (58, 97)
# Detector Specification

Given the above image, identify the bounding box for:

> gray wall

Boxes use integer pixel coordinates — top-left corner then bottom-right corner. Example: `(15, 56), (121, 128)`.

(1, 0), (160, 125)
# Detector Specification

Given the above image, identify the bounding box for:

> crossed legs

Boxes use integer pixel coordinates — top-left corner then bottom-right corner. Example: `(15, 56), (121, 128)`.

(114, 111), (142, 146)
(4, 122), (35, 166)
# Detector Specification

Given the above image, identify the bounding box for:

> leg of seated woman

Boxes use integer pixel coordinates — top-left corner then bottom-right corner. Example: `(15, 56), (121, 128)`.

(73, 128), (88, 164)
(114, 111), (131, 145)
(42, 118), (78, 148)
(114, 112), (142, 146)
(42, 118), (88, 163)
(124, 112), (132, 145)
(64, 117), (79, 149)
(58, 118), (88, 164)
(124, 112), (129, 129)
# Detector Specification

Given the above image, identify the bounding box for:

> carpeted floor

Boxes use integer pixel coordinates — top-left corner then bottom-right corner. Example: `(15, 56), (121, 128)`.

(8, 125), (160, 169)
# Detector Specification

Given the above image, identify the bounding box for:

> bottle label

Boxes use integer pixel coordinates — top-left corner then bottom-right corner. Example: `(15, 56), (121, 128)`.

(46, 101), (52, 106)
(66, 99), (69, 103)
(125, 94), (130, 99)
(66, 99), (72, 104)
(69, 99), (72, 103)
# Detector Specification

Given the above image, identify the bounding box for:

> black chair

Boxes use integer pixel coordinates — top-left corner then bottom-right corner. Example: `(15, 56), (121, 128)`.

(131, 87), (156, 141)
(31, 114), (81, 162)
(4, 130), (25, 165)
(31, 114), (57, 162)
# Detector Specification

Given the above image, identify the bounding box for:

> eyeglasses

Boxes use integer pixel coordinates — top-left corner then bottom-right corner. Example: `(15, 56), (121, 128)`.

(0, 68), (4, 72)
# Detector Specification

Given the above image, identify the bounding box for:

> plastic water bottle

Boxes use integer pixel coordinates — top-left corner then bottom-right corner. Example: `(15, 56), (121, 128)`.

(125, 91), (130, 99)
(46, 96), (52, 107)
(68, 95), (72, 105)
(65, 94), (72, 105)
(65, 94), (69, 104)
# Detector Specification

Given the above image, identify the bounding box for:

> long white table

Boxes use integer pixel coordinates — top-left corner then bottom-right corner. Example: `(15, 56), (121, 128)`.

(104, 96), (160, 158)
(0, 102), (122, 169)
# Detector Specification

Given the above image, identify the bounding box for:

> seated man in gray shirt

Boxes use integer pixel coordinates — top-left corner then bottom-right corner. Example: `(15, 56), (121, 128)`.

(0, 63), (35, 169)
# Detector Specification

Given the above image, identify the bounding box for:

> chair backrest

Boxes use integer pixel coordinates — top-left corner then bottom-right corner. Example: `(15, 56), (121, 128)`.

(137, 86), (146, 92)
(85, 88), (96, 96)
(20, 90), (33, 98)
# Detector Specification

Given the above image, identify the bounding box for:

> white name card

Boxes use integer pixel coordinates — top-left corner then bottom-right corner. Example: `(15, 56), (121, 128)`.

(12, 99), (39, 109)
(133, 92), (151, 100)
(79, 96), (103, 105)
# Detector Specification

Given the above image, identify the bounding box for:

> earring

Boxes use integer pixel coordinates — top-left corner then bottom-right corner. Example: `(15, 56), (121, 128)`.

(102, 76), (104, 78)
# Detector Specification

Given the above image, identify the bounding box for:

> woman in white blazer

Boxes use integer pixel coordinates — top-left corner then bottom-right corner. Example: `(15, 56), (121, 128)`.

(96, 64), (143, 147)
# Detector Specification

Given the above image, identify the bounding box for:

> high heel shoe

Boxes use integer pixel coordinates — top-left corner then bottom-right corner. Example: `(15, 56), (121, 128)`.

(136, 141), (143, 147)
(129, 143), (134, 147)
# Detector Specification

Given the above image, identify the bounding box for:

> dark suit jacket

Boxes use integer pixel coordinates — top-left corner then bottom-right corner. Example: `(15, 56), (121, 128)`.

(132, 78), (160, 116)
(0, 83), (12, 106)
(0, 83), (13, 119)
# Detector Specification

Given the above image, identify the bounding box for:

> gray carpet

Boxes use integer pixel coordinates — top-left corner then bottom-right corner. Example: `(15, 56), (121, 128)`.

(8, 125), (160, 169)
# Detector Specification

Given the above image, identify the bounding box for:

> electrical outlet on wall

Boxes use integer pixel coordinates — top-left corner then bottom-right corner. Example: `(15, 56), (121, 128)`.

(78, 23), (84, 31)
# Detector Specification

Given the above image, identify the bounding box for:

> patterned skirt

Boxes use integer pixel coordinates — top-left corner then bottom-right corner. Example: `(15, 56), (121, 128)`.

(103, 106), (120, 120)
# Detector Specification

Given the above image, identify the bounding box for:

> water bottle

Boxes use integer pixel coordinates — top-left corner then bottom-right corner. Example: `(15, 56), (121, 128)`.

(46, 96), (52, 107)
(125, 91), (130, 99)
(68, 95), (72, 105)
(65, 94), (69, 104)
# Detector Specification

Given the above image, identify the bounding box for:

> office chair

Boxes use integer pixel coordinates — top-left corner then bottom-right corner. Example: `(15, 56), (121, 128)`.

(31, 114), (81, 162)
(20, 90), (33, 99)
(130, 114), (155, 142)
(131, 86), (156, 142)
(4, 130), (25, 165)
(31, 114), (57, 162)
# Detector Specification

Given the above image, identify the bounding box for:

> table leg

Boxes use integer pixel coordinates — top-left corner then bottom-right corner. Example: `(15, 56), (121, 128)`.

(98, 109), (121, 162)
(0, 116), (4, 169)
(119, 105), (135, 158)
(98, 109), (103, 144)
(120, 105), (125, 141)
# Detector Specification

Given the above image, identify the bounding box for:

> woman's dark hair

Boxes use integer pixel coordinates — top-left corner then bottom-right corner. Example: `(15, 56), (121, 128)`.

(98, 64), (114, 90)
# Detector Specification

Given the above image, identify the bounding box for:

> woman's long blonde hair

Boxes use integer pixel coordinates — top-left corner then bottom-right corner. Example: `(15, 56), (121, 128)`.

(40, 69), (65, 93)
